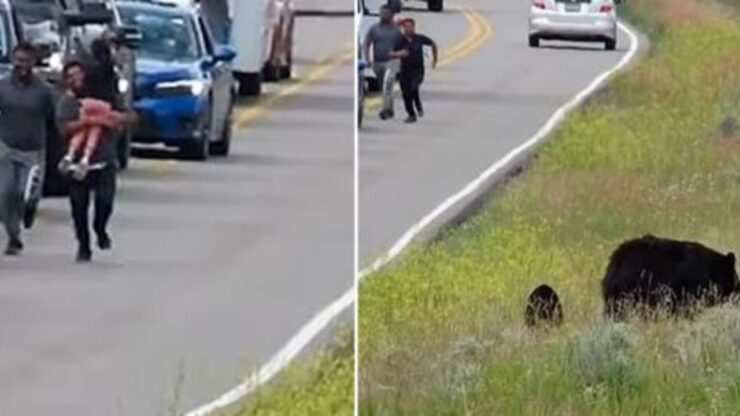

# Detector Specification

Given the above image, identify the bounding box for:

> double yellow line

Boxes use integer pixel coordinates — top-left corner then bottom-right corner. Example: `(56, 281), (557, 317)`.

(365, 6), (493, 112)
(236, 44), (354, 129)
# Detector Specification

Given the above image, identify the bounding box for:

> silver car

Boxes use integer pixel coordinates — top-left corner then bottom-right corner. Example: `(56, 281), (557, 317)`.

(528, 0), (620, 50)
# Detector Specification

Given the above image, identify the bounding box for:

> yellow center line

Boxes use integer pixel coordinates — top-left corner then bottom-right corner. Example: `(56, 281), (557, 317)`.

(236, 44), (354, 129)
(364, 6), (494, 113)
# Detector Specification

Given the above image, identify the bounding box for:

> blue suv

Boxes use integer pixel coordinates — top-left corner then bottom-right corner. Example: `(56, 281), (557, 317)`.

(117, 0), (237, 160)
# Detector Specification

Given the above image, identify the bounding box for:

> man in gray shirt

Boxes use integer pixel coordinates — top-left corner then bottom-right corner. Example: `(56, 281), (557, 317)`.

(0, 42), (56, 256)
(363, 5), (406, 120)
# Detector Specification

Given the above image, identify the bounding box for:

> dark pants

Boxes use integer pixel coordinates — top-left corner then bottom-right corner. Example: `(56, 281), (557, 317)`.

(399, 72), (424, 118)
(69, 165), (116, 253)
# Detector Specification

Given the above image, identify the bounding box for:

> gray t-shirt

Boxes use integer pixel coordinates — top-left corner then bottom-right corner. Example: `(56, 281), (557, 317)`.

(364, 22), (404, 63)
(56, 94), (119, 165)
(0, 75), (56, 151)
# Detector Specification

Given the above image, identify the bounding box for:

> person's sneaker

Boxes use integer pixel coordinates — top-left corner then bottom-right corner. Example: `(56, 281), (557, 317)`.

(404, 115), (418, 124)
(387, 110), (395, 119)
(71, 161), (90, 181)
(417, 109), (424, 118)
(76, 248), (92, 263)
(5, 239), (23, 256)
(57, 156), (74, 175)
(379, 110), (389, 120)
(97, 232), (112, 250)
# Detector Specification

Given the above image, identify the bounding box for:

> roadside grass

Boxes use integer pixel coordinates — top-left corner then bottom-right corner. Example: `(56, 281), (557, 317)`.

(221, 329), (354, 416)
(359, 0), (740, 414)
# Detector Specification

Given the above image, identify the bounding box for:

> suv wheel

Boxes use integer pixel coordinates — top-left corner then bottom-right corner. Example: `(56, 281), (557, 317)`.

(210, 108), (233, 156)
(236, 72), (262, 96)
(529, 35), (540, 47)
(428, 0), (443, 11)
(605, 38), (616, 50)
(183, 106), (212, 161)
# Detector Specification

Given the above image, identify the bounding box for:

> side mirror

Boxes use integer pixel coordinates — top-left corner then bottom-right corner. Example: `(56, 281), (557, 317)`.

(116, 25), (143, 50)
(213, 44), (237, 63)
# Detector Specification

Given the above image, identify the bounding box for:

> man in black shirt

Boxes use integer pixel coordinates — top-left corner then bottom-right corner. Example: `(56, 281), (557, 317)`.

(397, 18), (438, 124)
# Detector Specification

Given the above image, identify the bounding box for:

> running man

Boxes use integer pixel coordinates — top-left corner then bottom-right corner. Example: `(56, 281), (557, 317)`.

(0, 42), (56, 255)
(397, 18), (438, 124)
(363, 5), (405, 120)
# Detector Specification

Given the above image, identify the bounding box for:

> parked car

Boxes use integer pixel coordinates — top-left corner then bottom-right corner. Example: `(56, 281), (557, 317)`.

(528, 0), (620, 50)
(117, 0), (237, 160)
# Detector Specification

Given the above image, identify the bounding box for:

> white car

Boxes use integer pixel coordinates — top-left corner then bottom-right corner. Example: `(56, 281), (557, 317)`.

(528, 0), (620, 50)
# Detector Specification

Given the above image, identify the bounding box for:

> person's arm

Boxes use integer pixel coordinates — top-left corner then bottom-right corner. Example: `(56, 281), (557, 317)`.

(363, 28), (374, 62)
(57, 96), (87, 138)
(423, 35), (439, 68)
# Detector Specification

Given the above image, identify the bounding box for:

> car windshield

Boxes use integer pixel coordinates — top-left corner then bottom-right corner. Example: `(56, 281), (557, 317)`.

(9, 0), (58, 23)
(119, 7), (201, 61)
(0, 11), (11, 63)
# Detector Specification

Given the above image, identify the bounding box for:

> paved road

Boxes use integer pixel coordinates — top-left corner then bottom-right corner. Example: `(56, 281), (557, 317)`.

(360, 0), (637, 264)
(0, 1), (352, 415)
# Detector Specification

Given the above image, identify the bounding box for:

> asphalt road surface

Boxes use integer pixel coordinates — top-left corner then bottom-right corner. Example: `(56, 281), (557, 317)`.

(0, 1), (353, 414)
(360, 0), (638, 264)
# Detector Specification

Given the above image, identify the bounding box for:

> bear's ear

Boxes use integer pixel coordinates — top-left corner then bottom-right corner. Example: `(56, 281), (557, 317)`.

(727, 252), (736, 266)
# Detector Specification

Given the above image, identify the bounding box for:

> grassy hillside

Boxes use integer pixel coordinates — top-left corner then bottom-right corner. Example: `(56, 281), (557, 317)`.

(359, 0), (740, 414)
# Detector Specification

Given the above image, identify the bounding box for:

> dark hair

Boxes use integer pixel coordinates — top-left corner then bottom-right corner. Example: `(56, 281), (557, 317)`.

(62, 59), (85, 76)
(12, 42), (37, 57)
(380, 4), (392, 12)
(404, 18), (416, 25)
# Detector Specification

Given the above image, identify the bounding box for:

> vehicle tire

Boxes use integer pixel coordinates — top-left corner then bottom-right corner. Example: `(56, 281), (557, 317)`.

(117, 129), (131, 170)
(210, 107), (233, 156)
(262, 61), (281, 82)
(529, 35), (540, 47)
(182, 105), (212, 161)
(428, 0), (443, 12)
(279, 49), (293, 80)
(605, 38), (616, 51)
(388, 0), (402, 13)
(236, 72), (262, 96)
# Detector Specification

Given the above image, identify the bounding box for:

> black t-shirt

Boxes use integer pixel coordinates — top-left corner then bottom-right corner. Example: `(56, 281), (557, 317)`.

(396, 34), (434, 75)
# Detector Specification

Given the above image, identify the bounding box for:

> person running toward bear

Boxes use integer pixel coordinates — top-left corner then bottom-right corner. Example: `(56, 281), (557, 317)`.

(396, 18), (437, 124)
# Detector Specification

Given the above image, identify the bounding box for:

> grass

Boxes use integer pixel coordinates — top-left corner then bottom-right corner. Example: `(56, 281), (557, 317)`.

(221, 329), (354, 416)
(359, 0), (740, 414)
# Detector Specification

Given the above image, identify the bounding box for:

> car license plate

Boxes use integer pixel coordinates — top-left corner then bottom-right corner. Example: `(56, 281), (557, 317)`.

(565, 3), (581, 12)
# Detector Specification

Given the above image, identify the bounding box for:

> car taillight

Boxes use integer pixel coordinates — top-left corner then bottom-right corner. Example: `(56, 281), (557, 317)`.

(600, 4), (614, 13)
(534, 0), (546, 9)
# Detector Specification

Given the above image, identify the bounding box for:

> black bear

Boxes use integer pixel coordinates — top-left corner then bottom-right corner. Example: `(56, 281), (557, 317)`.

(525, 284), (563, 327)
(602, 235), (740, 320)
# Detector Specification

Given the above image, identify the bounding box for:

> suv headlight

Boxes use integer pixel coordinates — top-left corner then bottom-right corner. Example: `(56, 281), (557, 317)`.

(154, 80), (206, 96)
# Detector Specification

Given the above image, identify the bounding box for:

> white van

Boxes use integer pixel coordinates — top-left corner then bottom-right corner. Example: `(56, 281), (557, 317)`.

(172, 0), (294, 96)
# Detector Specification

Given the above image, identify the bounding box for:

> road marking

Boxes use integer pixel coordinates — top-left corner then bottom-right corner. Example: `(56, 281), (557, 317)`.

(359, 21), (640, 280)
(236, 45), (353, 128)
(365, 6), (493, 113)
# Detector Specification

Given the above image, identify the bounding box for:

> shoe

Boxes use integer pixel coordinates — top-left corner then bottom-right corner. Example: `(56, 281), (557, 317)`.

(57, 156), (74, 175)
(404, 116), (418, 124)
(5, 239), (23, 256)
(379, 110), (389, 120)
(71, 161), (90, 181)
(97, 232), (112, 250)
(76, 248), (92, 263)
(417, 109), (424, 118)
(387, 110), (395, 119)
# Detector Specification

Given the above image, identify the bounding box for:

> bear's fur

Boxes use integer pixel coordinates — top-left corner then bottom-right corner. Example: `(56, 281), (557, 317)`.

(602, 235), (740, 320)
(525, 284), (563, 327)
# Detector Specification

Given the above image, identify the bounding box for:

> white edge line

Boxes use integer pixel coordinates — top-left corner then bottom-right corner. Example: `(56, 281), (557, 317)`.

(184, 20), (640, 416)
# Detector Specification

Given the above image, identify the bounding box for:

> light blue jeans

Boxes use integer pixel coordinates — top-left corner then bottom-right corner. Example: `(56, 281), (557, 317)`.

(0, 140), (44, 242)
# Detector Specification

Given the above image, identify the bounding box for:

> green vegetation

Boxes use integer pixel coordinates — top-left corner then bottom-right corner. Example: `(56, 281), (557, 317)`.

(359, 0), (740, 414)
(224, 329), (353, 416)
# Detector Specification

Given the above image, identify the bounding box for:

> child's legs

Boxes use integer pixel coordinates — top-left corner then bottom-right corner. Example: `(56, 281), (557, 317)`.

(83, 126), (103, 160)
(68, 130), (88, 157)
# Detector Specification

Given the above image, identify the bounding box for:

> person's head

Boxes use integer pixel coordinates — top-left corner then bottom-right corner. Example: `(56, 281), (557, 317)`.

(91, 38), (113, 63)
(63, 60), (86, 95)
(403, 18), (416, 36)
(11, 42), (38, 81)
(379, 5), (394, 24)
